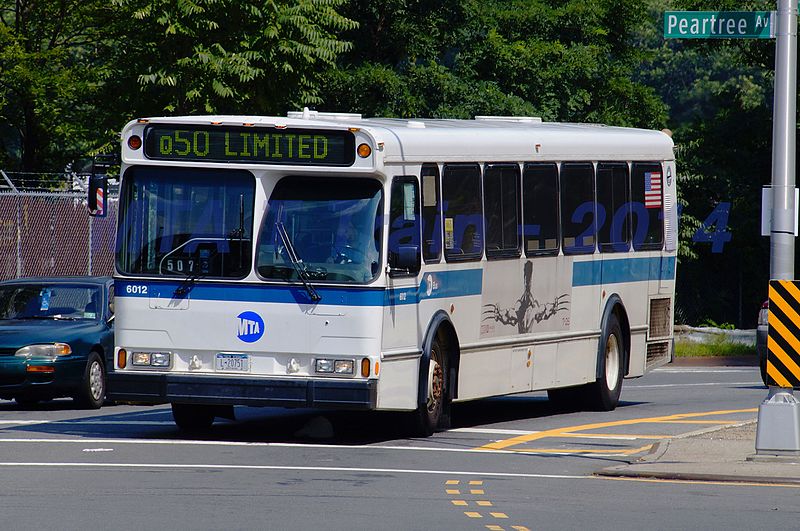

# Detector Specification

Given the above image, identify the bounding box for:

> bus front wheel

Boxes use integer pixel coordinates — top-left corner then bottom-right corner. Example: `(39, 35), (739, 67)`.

(414, 337), (449, 436)
(171, 403), (216, 432)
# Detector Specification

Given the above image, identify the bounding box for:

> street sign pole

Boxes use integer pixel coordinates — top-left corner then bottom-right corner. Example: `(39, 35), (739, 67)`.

(756, 0), (800, 457)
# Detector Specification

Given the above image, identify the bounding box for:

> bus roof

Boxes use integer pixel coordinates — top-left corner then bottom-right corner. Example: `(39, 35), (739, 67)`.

(131, 112), (675, 163)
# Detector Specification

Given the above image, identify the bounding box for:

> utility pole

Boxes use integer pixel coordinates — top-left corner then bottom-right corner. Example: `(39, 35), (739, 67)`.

(756, 0), (800, 457)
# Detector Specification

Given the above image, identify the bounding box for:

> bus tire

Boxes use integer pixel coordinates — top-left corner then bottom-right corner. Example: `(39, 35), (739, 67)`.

(585, 313), (625, 411)
(172, 403), (216, 432)
(74, 352), (105, 409)
(414, 336), (448, 436)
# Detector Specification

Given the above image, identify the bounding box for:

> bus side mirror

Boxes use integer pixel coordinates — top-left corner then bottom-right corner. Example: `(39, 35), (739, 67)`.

(88, 176), (107, 217)
(389, 245), (420, 276)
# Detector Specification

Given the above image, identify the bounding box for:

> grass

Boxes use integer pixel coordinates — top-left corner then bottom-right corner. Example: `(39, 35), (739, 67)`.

(674, 336), (756, 357)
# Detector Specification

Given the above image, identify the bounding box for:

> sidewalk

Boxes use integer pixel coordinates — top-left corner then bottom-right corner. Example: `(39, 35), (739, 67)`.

(598, 358), (800, 485)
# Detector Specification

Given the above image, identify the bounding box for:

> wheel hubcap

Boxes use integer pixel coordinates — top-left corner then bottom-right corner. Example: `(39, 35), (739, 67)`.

(605, 334), (620, 391)
(427, 358), (443, 413)
(89, 361), (103, 401)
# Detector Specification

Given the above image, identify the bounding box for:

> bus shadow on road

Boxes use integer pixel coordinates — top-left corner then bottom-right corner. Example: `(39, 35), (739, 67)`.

(1, 395), (648, 446)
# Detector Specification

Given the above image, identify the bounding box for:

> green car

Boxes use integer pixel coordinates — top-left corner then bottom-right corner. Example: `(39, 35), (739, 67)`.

(0, 276), (114, 408)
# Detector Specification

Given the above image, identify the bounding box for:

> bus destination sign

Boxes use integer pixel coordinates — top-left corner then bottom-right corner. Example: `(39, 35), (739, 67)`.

(144, 125), (356, 166)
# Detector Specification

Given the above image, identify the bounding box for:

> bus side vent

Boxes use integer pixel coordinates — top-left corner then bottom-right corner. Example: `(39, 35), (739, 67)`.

(664, 190), (676, 251)
(646, 342), (671, 370)
(648, 297), (672, 340)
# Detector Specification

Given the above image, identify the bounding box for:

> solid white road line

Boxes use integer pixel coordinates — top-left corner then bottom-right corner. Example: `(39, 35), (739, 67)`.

(0, 461), (588, 479)
(0, 437), (641, 457)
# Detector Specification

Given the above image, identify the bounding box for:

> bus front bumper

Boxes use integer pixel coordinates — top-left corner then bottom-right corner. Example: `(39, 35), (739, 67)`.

(107, 372), (378, 410)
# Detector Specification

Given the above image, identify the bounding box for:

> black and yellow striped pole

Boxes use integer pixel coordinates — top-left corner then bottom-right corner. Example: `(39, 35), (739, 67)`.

(766, 280), (800, 387)
(756, 280), (800, 454)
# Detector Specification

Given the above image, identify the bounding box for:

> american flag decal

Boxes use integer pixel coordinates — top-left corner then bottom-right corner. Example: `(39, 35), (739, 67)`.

(644, 172), (662, 209)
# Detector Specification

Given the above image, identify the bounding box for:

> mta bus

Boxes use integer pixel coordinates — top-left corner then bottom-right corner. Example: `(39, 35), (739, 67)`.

(94, 110), (677, 434)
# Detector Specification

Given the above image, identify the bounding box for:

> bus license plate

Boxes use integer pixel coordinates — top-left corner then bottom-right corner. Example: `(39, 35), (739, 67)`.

(215, 353), (249, 372)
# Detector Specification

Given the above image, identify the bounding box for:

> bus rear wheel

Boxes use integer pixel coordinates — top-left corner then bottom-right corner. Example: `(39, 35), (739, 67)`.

(585, 313), (625, 411)
(171, 403), (216, 433)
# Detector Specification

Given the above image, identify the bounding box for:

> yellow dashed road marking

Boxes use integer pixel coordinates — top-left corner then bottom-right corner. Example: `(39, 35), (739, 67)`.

(469, 480), (483, 485)
(446, 489), (460, 494)
(471, 489), (485, 494)
(477, 500), (493, 506)
(486, 525), (504, 531)
(491, 512), (509, 519)
(465, 512), (482, 518)
(452, 500), (468, 506)
(512, 526), (531, 531)
(445, 479), (459, 485)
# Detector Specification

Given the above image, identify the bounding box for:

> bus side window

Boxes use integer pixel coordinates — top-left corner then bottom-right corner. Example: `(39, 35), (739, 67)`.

(443, 164), (483, 262)
(388, 176), (421, 275)
(522, 163), (559, 256)
(421, 164), (442, 263)
(560, 162), (596, 255)
(484, 163), (521, 259)
(597, 162), (631, 253)
(631, 162), (664, 250)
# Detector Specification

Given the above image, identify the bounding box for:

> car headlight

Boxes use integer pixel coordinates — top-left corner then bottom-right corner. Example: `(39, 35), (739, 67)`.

(15, 343), (72, 358)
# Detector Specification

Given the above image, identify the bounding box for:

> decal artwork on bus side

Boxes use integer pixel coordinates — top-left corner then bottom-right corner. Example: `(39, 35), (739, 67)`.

(481, 260), (570, 336)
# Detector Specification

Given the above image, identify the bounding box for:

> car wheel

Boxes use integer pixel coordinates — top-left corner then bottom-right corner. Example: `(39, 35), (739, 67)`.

(74, 352), (105, 409)
(171, 403), (216, 433)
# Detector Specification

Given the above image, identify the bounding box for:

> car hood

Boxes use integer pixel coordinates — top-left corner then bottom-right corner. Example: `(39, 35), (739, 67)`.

(0, 319), (107, 350)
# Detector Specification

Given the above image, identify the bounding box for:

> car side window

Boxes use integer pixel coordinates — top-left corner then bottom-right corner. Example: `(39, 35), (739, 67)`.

(108, 285), (115, 316)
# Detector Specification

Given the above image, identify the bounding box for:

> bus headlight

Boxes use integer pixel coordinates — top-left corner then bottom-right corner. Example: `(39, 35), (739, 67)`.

(132, 351), (171, 367)
(315, 359), (334, 373)
(315, 359), (354, 375)
(334, 360), (354, 375)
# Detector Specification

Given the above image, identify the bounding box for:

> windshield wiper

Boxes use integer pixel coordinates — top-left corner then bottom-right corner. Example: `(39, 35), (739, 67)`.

(276, 222), (321, 303)
(174, 248), (217, 297)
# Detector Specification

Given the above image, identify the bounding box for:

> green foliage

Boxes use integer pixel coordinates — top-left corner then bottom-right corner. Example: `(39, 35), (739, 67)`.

(113, 0), (357, 115)
(323, 0), (666, 126)
(0, 0), (117, 171)
(674, 336), (755, 357)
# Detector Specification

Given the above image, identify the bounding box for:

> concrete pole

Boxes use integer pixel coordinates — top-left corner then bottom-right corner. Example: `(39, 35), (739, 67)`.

(769, 0), (797, 281)
(756, 0), (800, 456)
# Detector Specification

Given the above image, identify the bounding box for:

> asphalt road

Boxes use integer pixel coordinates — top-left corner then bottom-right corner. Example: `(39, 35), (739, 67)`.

(0, 363), (797, 530)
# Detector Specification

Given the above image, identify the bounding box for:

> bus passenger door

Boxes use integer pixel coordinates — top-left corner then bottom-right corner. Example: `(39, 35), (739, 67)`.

(383, 176), (422, 353)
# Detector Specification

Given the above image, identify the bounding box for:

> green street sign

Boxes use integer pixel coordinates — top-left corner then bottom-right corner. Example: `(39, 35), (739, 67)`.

(664, 11), (774, 39)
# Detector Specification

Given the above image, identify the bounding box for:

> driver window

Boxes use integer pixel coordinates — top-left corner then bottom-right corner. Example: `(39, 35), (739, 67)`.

(388, 176), (421, 274)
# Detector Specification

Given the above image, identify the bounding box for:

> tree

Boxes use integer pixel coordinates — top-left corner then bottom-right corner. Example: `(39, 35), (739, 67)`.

(636, 0), (778, 326)
(113, 0), (357, 115)
(321, 0), (667, 127)
(0, 0), (116, 172)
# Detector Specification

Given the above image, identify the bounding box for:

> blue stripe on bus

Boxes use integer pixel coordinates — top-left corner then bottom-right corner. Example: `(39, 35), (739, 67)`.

(572, 256), (676, 287)
(116, 268), (483, 307)
(385, 268), (483, 306)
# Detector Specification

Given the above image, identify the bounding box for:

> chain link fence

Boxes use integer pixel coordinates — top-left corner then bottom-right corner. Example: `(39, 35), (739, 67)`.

(0, 171), (118, 280)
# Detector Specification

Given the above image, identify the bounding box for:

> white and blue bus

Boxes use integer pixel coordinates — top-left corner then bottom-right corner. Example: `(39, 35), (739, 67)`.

(96, 110), (677, 434)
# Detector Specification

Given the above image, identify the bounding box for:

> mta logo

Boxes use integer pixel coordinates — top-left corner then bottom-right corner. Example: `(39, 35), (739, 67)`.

(236, 311), (265, 343)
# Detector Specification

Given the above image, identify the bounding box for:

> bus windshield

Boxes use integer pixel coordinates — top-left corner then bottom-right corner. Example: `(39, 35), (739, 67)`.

(116, 166), (255, 279)
(257, 177), (382, 284)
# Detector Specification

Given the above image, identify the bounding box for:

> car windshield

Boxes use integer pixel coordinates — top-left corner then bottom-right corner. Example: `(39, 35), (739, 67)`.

(257, 177), (383, 284)
(116, 166), (255, 279)
(0, 284), (103, 321)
